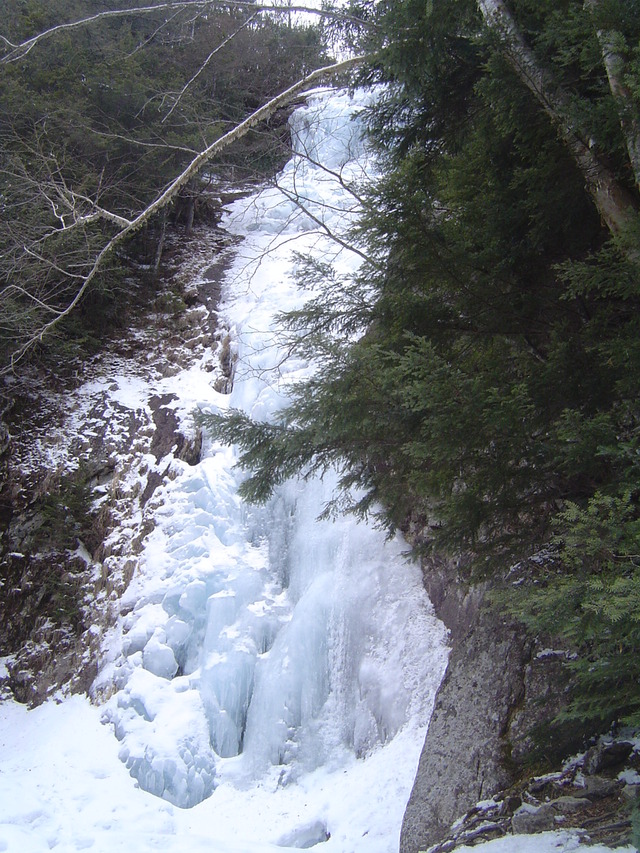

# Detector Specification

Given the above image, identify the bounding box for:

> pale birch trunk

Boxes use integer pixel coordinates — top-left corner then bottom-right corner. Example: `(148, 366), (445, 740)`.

(477, 0), (637, 235)
(584, 0), (640, 191)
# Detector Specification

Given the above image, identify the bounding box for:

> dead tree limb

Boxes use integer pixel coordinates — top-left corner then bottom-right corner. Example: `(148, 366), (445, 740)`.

(3, 55), (364, 372)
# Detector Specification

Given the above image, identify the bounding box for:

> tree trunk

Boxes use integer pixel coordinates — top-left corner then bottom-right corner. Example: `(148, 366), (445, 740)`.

(477, 0), (637, 236)
(184, 197), (195, 236)
(584, 0), (640, 191)
(152, 210), (167, 281)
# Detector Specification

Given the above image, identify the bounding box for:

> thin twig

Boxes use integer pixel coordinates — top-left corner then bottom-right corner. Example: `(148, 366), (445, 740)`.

(1, 2), (374, 63)
(162, 13), (259, 123)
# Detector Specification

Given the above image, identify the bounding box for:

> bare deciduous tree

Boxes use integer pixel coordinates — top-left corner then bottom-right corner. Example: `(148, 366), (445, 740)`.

(1, 52), (363, 371)
(0, 2), (372, 64)
(0, 2), (368, 374)
(3, 0), (638, 376)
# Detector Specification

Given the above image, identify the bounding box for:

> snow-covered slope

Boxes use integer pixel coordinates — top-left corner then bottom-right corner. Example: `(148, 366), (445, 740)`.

(0, 695), (633, 853)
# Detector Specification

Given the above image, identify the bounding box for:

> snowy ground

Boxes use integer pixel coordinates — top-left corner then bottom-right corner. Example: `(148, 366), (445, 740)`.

(0, 696), (634, 853)
(0, 89), (635, 853)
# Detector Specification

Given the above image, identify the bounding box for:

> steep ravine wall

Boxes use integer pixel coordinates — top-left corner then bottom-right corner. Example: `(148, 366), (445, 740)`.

(400, 554), (570, 853)
(0, 222), (232, 705)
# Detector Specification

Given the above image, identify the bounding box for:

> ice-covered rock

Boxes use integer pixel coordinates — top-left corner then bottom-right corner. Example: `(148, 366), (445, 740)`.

(276, 820), (330, 848)
(105, 87), (448, 811)
(143, 631), (179, 680)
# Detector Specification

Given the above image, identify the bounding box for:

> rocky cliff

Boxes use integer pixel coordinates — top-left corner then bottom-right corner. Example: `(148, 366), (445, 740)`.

(400, 553), (638, 852)
(0, 218), (236, 704)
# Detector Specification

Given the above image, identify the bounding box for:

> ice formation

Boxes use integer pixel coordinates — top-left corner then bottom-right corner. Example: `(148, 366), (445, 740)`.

(104, 88), (448, 809)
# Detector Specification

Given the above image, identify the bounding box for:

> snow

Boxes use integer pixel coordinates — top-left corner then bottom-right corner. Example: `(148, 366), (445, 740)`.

(1, 696), (632, 853)
(0, 88), (633, 853)
(450, 836), (632, 853)
(0, 697), (633, 853)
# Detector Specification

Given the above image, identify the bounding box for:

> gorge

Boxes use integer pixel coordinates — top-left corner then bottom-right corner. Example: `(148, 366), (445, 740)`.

(0, 87), (450, 853)
(0, 83), (638, 853)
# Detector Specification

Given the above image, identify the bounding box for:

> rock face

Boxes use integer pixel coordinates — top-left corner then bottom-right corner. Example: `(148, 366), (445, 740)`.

(400, 554), (572, 853)
(0, 222), (232, 707)
(425, 737), (638, 852)
(401, 618), (527, 851)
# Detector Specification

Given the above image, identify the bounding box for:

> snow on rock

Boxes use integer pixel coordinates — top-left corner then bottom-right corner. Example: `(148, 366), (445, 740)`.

(450, 836), (634, 853)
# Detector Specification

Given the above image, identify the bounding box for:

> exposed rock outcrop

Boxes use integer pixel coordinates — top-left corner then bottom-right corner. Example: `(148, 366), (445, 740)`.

(427, 736), (639, 852)
(400, 554), (576, 853)
(401, 615), (527, 851)
(0, 222), (235, 707)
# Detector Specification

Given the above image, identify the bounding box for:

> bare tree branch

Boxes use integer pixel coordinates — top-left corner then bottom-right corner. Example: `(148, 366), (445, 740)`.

(3, 55), (364, 372)
(1, 2), (373, 64)
(124, 55), (363, 233)
(3, 145), (132, 234)
(123, 9), (183, 59)
(89, 129), (199, 155)
(274, 180), (374, 264)
(162, 12), (259, 123)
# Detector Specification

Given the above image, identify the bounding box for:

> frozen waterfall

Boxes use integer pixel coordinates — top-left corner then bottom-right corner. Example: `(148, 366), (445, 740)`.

(104, 88), (448, 846)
